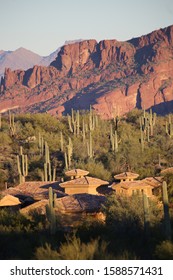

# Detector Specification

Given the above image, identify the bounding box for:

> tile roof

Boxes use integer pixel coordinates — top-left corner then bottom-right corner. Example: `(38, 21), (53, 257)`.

(65, 169), (89, 177)
(0, 195), (21, 206)
(58, 194), (106, 213)
(20, 194), (106, 215)
(20, 200), (47, 215)
(114, 172), (139, 180)
(60, 176), (109, 188)
(1, 181), (66, 200)
(141, 176), (163, 188)
(161, 167), (173, 174)
(112, 180), (154, 190)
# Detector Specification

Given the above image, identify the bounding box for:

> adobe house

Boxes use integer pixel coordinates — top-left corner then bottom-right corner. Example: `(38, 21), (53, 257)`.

(59, 176), (109, 195)
(65, 169), (89, 179)
(112, 171), (162, 198)
(0, 194), (21, 210)
(112, 180), (155, 197)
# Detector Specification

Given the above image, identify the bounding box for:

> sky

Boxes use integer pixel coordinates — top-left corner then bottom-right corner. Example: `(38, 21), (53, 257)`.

(0, 0), (173, 56)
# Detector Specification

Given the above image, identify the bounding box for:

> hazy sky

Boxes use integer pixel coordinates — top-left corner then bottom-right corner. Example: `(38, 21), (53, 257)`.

(0, 0), (173, 56)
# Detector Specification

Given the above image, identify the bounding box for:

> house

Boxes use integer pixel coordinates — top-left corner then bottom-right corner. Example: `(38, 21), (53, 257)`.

(112, 171), (162, 198)
(112, 180), (155, 197)
(59, 176), (109, 195)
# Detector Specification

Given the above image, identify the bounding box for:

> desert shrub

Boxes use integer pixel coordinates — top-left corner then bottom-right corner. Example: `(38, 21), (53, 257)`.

(114, 249), (139, 260)
(102, 194), (162, 237)
(154, 241), (173, 259)
(35, 243), (59, 260)
(0, 170), (8, 190)
(0, 132), (12, 147)
(76, 218), (106, 241)
(126, 108), (142, 125)
(76, 159), (111, 181)
(35, 234), (112, 260)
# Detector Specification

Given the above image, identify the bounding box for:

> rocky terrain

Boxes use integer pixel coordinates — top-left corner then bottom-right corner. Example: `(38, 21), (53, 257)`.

(0, 47), (61, 78)
(0, 25), (173, 118)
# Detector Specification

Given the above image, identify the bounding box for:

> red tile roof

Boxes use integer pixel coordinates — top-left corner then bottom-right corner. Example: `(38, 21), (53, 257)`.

(60, 176), (109, 188)
(65, 169), (89, 177)
(1, 181), (65, 200)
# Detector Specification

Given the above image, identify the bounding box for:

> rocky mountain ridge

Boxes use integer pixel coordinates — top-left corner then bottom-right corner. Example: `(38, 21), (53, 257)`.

(0, 40), (84, 78)
(0, 25), (173, 118)
(0, 47), (60, 78)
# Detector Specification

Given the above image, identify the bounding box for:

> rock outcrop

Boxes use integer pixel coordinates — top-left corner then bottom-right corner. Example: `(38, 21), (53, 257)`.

(0, 25), (173, 118)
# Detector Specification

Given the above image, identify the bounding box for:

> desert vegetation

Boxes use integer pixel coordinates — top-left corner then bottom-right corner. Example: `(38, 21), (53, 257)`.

(0, 108), (173, 259)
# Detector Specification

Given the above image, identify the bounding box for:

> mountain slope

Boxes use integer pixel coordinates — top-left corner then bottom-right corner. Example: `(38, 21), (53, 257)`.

(0, 48), (43, 77)
(0, 25), (173, 118)
(0, 40), (84, 77)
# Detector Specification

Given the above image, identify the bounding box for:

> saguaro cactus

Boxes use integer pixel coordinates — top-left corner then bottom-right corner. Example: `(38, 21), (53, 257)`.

(67, 109), (80, 136)
(166, 115), (173, 138)
(42, 141), (56, 181)
(65, 137), (73, 169)
(17, 147), (28, 183)
(60, 131), (64, 152)
(140, 127), (145, 152)
(110, 125), (120, 153)
(9, 111), (16, 137)
(38, 132), (44, 155)
(143, 193), (150, 238)
(162, 181), (172, 240)
(82, 119), (86, 143)
(46, 187), (56, 235)
(139, 109), (156, 146)
(87, 131), (93, 158)
(89, 105), (95, 131)
(148, 108), (156, 136)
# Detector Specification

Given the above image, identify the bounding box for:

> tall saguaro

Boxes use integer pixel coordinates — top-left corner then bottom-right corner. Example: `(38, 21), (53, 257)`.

(162, 181), (172, 240)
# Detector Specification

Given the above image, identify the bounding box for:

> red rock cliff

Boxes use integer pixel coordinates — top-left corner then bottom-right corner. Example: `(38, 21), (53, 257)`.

(0, 25), (173, 118)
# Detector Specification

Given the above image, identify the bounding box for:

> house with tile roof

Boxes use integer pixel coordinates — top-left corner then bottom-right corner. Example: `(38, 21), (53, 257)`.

(112, 171), (163, 197)
(59, 176), (109, 195)
(112, 180), (154, 197)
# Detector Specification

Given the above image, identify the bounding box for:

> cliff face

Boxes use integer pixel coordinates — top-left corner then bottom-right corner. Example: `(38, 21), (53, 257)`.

(0, 25), (173, 118)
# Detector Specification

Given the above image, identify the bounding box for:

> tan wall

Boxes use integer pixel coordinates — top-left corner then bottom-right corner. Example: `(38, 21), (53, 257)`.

(64, 186), (98, 195)
(128, 188), (153, 196)
(115, 186), (153, 197)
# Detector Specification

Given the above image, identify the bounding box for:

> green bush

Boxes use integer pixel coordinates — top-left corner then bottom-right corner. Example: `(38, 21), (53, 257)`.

(76, 159), (111, 181)
(102, 194), (161, 236)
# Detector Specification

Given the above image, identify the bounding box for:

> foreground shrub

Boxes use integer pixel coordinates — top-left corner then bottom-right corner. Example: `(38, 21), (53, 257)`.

(35, 234), (113, 260)
(154, 241), (173, 259)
